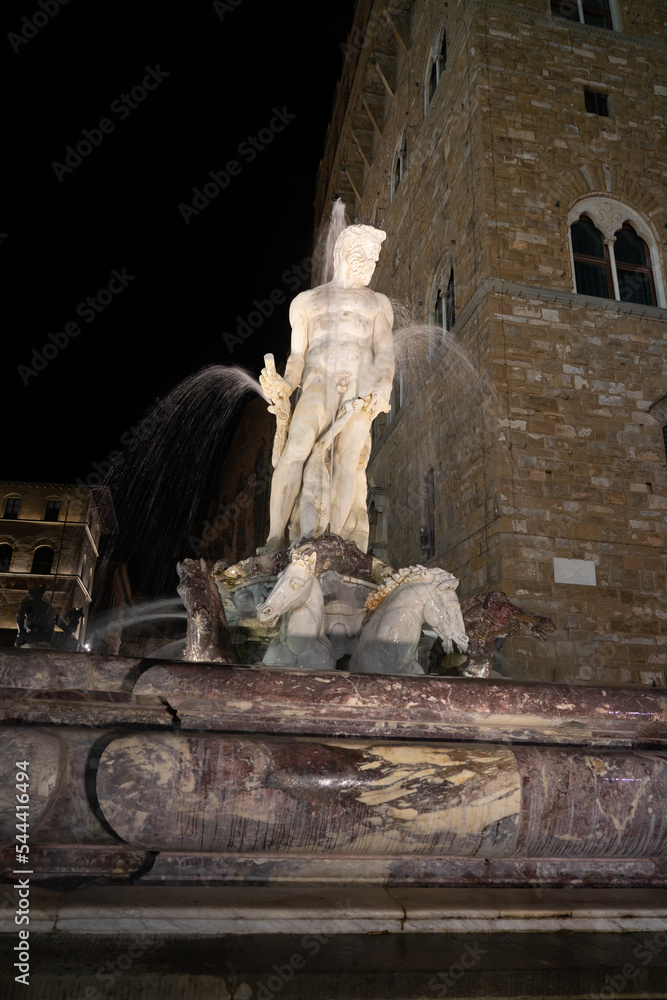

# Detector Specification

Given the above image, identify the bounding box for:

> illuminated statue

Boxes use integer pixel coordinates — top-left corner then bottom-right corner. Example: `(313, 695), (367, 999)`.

(259, 224), (394, 554)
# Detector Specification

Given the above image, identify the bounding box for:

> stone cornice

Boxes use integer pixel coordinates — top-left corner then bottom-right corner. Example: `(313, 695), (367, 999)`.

(471, 278), (667, 323)
(369, 277), (666, 456)
(475, 0), (667, 55)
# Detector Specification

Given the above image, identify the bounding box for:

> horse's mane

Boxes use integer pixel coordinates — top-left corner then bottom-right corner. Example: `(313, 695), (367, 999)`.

(365, 565), (457, 613)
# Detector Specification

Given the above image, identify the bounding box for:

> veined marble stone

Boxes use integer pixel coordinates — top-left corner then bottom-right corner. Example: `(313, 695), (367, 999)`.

(94, 733), (667, 860)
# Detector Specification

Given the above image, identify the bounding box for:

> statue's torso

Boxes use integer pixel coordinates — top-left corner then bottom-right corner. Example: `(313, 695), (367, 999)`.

(301, 285), (383, 379)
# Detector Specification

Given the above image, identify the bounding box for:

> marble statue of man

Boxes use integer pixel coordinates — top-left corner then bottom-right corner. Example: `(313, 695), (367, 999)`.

(259, 224), (394, 553)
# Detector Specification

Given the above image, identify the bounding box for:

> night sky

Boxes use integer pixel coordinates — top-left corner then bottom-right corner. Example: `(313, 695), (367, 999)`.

(3, 0), (356, 485)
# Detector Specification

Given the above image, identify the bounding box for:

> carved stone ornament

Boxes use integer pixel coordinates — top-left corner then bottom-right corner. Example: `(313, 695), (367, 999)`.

(568, 196), (650, 245)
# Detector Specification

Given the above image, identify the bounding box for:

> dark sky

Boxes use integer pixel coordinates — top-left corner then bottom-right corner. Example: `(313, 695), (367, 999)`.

(3, 0), (356, 484)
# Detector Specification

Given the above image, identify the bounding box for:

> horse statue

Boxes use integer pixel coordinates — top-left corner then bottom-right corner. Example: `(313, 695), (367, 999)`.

(256, 547), (336, 670)
(349, 565), (468, 675)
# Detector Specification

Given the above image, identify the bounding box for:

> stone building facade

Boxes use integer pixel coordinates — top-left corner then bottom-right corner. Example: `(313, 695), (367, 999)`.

(314, 0), (667, 684)
(0, 482), (104, 648)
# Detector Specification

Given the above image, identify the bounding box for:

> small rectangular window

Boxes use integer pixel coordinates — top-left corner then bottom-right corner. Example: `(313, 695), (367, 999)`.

(582, 0), (613, 29)
(4, 498), (21, 519)
(44, 500), (61, 522)
(584, 89), (610, 116)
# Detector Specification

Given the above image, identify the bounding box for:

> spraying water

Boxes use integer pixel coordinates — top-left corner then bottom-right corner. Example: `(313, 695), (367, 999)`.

(313, 197), (348, 285)
(95, 365), (267, 602)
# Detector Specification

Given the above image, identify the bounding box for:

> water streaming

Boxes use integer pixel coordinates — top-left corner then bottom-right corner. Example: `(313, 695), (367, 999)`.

(86, 201), (497, 659)
(94, 365), (267, 605)
(313, 197), (348, 285)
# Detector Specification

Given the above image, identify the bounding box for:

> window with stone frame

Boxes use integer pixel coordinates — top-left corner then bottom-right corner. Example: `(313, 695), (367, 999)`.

(571, 216), (657, 306)
(584, 88), (610, 116)
(567, 198), (664, 307)
(44, 499), (61, 522)
(0, 544), (13, 573)
(430, 265), (456, 360)
(30, 546), (54, 575)
(391, 133), (407, 201)
(3, 497), (21, 519)
(426, 28), (447, 110)
(550, 0), (614, 30)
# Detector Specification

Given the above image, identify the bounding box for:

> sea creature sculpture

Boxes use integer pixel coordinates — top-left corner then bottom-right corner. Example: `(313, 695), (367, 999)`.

(52, 608), (85, 652)
(452, 591), (556, 678)
(349, 565), (468, 675)
(177, 558), (235, 663)
(256, 547), (336, 670)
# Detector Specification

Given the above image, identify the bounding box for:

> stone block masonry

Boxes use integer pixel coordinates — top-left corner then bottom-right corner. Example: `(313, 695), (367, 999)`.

(314, 0), (667, 685)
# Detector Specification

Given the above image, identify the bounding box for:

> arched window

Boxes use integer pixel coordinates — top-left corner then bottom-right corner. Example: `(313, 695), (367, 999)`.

(31, 546), (54, 575)
(571, 216), (613, 298)
(568, 198), (664, 307)
(391, 133), (407, 201)
(425, 27), (447, 113)
(614, 225), (657, 305)
(434, 269), (456, 330)
(0, 544), (13, 573)
(430, 262), (456, 359)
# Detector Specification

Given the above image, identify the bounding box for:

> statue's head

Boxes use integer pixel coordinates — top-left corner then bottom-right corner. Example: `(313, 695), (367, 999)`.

(28, 585), (46, 601)
(333, 225), (387, 285)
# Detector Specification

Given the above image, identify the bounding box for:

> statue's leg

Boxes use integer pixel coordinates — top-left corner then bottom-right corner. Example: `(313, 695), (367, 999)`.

(262, 390), (325, 551)
(329, 412), (372, 538)
(342, 453), (371, 551)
